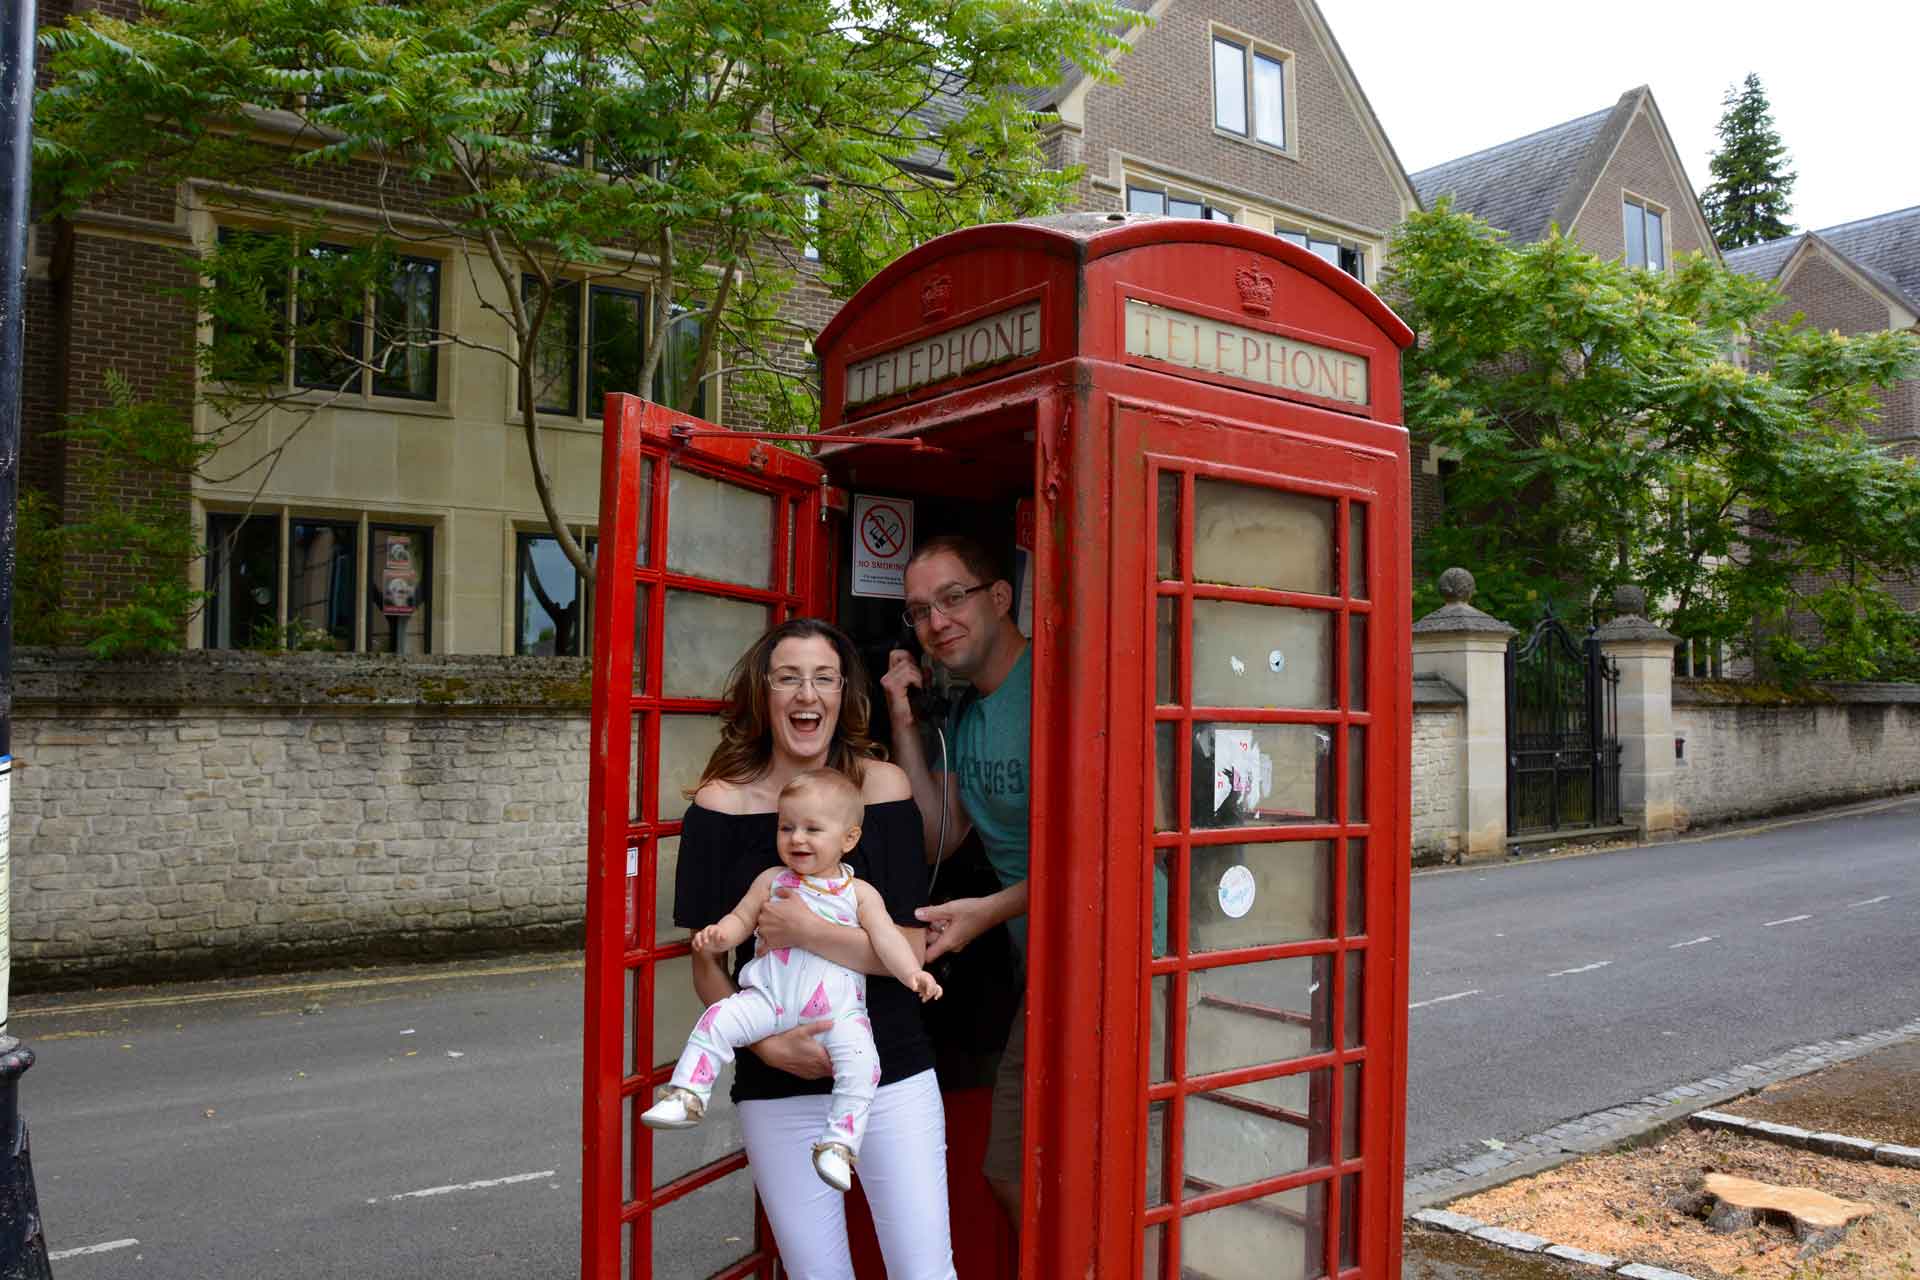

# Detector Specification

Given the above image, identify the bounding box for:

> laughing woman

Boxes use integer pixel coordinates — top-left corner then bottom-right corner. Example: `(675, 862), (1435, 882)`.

(673, 618), (958, 1280)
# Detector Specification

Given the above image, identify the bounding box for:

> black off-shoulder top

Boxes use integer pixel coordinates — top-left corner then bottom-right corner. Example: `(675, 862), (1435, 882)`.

(672, 797), (935, 1103)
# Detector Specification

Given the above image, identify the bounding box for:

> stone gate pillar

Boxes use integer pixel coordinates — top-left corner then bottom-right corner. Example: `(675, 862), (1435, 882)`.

(1596, 586), (1680, 841)
(1411, 568), (1515, 860)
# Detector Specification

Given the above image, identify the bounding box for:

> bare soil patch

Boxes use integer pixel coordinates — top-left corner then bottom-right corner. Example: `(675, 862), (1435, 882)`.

(1733, 1043), (1920, 1149)
(1450, 1128), (1920, 1280)
(1403, 1225), (1593, 1280)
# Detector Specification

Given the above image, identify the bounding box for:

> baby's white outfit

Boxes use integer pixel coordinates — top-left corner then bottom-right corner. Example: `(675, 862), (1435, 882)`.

(666, 866), (880, 1157)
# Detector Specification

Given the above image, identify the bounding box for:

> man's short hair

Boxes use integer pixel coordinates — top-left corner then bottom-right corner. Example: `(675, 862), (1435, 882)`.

(778, 767), (864, 827)
(909, 534), (1006, 587)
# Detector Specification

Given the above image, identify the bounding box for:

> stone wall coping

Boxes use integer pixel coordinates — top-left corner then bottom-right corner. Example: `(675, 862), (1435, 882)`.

(1410, 602), (1517, 637)
(1675, 679), (1920, 708)
(1594, 615), (1679, 644)
(15, 648), (594, 712)
(1412, 673), (1466, 706)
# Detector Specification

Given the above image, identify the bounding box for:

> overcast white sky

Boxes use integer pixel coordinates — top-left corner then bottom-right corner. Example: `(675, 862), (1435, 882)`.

(1330, 0), (1919, 235)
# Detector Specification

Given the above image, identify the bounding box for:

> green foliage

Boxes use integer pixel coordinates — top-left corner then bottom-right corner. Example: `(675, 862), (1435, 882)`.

(55, 373), (212, 657)
(13, 489), (68, 648)
(1701, 74), (1796, 250)
(1383, 202), (1920, 677)
(36, 0), (1137, 577)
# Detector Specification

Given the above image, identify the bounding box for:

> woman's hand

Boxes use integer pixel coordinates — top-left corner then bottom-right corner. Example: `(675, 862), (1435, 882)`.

(748, 1021), (835, 1079)
(753, 888), (819, 952)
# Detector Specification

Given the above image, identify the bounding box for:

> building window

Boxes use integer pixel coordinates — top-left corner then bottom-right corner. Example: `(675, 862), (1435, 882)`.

(516, 531), (595, 656)
(212, 229), (441, 400)
(1624, 196), (1667, 271)
(522, 277), (709, 420)
(1274, 229), (1366, 284)
(803, 189), (821, 262)
(1212, 34), (1287, 149)
(205, 512), (433, 652)
(1127, 184), (1235, 223)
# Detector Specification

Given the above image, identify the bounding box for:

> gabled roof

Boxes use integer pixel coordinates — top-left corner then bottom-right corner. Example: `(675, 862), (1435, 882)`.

(1411, 87), (1717, 263)
(1411, 101), (1619, 241)
(1727, 205), (1920, 318)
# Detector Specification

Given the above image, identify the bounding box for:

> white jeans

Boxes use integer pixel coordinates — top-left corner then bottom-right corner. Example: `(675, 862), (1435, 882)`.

(738, 1067), (958, 1280)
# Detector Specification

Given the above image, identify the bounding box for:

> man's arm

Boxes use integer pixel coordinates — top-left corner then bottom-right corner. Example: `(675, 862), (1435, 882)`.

(916, 878), (1027, 962)
(881, 650), (974, 861)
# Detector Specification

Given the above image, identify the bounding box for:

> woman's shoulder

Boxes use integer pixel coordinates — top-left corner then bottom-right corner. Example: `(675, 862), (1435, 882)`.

(691, 778), (757, 815)
(858, 759), (912, 804)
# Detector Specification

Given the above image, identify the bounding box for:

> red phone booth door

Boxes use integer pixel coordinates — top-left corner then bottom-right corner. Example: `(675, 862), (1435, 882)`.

(1119, 400), (1404, 1280)
(584, 397), (830, 1279)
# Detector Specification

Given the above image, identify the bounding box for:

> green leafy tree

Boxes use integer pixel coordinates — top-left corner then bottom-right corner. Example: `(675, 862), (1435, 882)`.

(1382, 202), (1920, 679)
(35, 0), (1135, 581)
(1700, 73), (1796, 250)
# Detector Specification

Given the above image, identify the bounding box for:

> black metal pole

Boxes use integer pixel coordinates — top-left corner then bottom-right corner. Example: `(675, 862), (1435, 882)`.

(0, 0), (52, 1271)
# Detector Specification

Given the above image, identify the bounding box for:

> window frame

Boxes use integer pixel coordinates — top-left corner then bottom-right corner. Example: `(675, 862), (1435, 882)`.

(1210, 28), (1294, 153)
(202, 507), (436, 654)
(1127, 183), (1237, 224)
(520, 275), (710, 422)
(209, 226), (444, 404)
(1622, 193), (1669, 272)
(514, 527), (598, 657)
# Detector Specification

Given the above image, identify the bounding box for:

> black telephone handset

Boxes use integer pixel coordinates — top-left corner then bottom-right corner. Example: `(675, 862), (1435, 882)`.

(893, 628), (954, 726)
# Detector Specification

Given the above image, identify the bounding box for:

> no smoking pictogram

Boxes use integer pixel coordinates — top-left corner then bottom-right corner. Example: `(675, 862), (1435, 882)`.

(861, 503), (907, 558)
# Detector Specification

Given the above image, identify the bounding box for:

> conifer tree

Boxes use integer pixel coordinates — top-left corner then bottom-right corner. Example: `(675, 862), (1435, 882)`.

(1701, 74), (1797, 249)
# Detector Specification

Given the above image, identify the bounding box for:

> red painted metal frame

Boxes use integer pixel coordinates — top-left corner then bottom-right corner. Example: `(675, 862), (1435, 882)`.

(584, 397), (829, 1280)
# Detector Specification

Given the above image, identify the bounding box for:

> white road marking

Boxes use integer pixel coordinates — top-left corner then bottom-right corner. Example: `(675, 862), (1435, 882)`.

(1848, 896), (1890, 908)
(1763, 914), (1812, 927)
(1408, 989), (1481, 1010)
(371, 1170), (556, 1204)
(1547, 961), (1612, 977)
(49, 1239), (139, 1261)
(1669, 936), (1716, 949)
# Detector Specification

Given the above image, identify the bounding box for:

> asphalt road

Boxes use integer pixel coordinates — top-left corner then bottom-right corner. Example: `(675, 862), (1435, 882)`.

(1404, 796), (1920, 1172)
(14, 796), (1917, 1276)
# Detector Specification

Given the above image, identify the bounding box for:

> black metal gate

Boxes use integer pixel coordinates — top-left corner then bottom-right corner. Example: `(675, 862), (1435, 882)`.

(1506, 610), (1622, 835)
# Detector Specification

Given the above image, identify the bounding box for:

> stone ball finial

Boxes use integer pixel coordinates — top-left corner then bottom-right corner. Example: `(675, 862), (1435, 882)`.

(1612, 584), (1648, 618)
(1437, 567), (1476, 605)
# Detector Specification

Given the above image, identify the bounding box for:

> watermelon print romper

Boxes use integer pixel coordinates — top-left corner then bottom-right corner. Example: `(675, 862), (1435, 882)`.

(667, 867), (880, 1157)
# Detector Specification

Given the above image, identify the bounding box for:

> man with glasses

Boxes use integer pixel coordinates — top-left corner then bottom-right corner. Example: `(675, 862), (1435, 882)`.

(881, 534), (1031, 1230)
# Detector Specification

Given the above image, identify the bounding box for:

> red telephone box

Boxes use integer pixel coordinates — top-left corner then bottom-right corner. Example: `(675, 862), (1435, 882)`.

(584, 212), (1414, 1280)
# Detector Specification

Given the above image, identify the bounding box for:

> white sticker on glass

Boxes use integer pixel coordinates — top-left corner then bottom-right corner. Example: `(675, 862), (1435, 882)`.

(1268, 649), (1285, 674)
(1218, 865), (1256, 919)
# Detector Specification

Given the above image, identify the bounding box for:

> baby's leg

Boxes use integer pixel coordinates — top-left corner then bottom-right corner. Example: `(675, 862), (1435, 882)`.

(816, 1013), (881, 1158)
(667, 985), (780, 1110)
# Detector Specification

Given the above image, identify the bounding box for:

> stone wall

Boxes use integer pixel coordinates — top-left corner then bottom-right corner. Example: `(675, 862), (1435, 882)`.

(12, 651), (592, 985)
(1409, 703), (1464, 864)
(1408, 673), (1465, 865)
(1672, 682), (1920, 829)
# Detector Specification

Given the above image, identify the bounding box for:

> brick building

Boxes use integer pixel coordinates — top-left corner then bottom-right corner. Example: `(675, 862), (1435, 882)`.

(1725, 206), (1920, 614)
(24, 0), (1416, 657)
(1406, 86), (1721, 536)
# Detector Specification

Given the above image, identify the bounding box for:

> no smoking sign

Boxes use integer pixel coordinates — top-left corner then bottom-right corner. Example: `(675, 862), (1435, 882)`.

(850, 495), (914, 598)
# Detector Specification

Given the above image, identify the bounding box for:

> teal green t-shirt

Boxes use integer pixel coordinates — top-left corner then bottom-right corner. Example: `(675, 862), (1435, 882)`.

(948, 645), (1032, 948)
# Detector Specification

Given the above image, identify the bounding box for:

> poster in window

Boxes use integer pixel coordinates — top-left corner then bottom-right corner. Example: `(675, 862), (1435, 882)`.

(381, 534), (418, 617)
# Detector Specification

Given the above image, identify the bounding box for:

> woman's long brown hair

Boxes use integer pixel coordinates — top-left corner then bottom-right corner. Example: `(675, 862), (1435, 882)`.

(692, 618), (883, 793)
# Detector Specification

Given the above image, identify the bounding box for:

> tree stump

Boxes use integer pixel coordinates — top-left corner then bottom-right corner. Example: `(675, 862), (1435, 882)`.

(1701, 1173), (1874, 1257)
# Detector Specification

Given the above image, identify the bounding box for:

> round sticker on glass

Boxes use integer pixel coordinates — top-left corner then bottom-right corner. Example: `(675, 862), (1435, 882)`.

(1217, 864), (1256, 919)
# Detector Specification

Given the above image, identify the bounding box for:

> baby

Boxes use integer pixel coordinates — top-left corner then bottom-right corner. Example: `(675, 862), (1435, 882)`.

(642, 768), (942, 1191)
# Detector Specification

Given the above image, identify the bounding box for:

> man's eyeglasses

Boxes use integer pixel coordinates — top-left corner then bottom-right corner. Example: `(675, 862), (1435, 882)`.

(901, 583), (991, 628)
(767, 671), (847, 694)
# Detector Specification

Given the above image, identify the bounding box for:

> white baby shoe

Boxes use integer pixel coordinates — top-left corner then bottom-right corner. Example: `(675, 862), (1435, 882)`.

(640, 1088), (704, 1131)
(812, 1142), (854, 1193)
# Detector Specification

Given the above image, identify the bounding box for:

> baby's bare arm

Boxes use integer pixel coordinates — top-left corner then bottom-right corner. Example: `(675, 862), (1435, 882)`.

(853, 881), (935, 990)
(693, 869), (777, 953)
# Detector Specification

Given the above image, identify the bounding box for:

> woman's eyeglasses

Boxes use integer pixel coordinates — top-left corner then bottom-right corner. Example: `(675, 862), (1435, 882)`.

(767, 671), (847, 693)
(901, 582), (990, 628)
